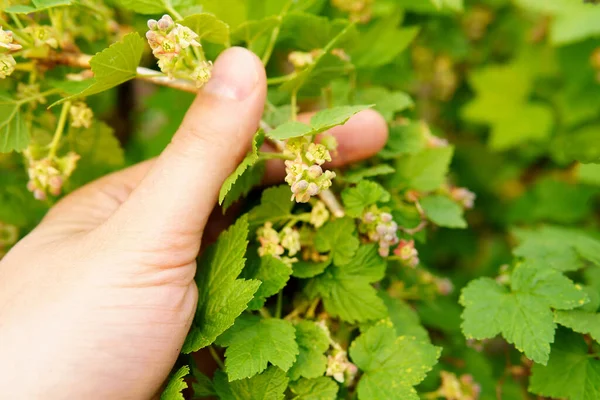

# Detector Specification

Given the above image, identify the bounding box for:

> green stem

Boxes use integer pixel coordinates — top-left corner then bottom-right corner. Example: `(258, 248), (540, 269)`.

(8, 13), (25, 31)
(267, 72), (297, 85)
(291, 90), (298, 121)
(257, 151), (294, 161)
(275, 291), (283, 319)
(17, 88), (60, 106)
(259, 308), (271, 319)
(208, 346), (225, 370)
(260, 0), (294, 65)
(166, 5), (184, 21)
(47, 101), (71, 158)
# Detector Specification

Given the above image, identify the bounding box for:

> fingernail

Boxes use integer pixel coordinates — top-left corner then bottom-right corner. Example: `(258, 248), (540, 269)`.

(203, 47), (261, 101)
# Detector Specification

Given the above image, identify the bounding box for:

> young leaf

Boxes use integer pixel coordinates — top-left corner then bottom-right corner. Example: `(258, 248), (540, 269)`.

(289, 321), (330, 381)
(292, 258), (331, 279)
(248, 185), (294, 227)
(349, 323), (440, 400)
(344, 165), (395, 184)
(266, 105), (372, 140)
(341, 180), (391, 218)
(420, 195), (467, 229)
(289, 377), (339, 400)
(180, 13), (231, 46)
(183, 216), (261, 353)
(243, 254), (292, 310)
(389, 146), (454, 191)
(219, 130), (263, 205)
(513, 225), (600, 272)
(314, 217), (360, 266)
(217, 315), (299, 381)
(307, 245), (387, 323)
(191, 368), (216, 398)
(0, 94), (28, 153)
(529, 330), (600, 400)
(52, 33), (144, 106)
(5, 0), (72, 13)
(460, 261), (588, 364)
(213, 367), (289, 400)
(554, 310), (600, 343)
(160, 365), (190, 400)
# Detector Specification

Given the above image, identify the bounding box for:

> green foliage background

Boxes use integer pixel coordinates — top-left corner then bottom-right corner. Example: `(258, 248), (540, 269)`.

(1, 0), (600, 399)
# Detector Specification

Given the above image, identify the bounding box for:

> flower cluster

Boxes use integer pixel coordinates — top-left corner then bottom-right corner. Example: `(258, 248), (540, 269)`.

(450, 187), (476, 209)
(24, 149), (80, 200)
(146, 15), (212, 87)
(393, 239), (420, 267)
(360, 208), (400, 257)
(70, 102), (94, 128)
(0, 27), (22, 79)
(436, 371), (482, 400)
(326, 349), (358, 384)
(257, 222), (300, 265)
(284, 138), (336, 203)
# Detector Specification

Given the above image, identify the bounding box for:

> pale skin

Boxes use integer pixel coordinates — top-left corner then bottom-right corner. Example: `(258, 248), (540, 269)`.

(0, 47), (388, 399)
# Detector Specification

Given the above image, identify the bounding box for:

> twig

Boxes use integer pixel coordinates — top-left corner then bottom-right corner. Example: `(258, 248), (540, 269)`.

(208, 346), (225, 370)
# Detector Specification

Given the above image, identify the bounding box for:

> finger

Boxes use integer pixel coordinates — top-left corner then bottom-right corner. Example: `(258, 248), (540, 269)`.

(263, 108), (389, 184)
(42, 160), (155, 231)
(104, 47), (267, 247)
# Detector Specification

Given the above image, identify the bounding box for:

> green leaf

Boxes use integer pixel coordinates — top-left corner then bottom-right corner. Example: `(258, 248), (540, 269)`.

(356, 87), (413, 122)
(217, 315), (299, 381)
(380, 292), (430, 341)
(219, 130), (263, 205)
(555, 310), (600, 343)
(213, 367), (289, 400)
(309, 105), (373, 135)
(349, 323), (440, 400)
(341, 180), (391, 218)
(344, 165), (395, 184)
(248, 185), (294, 227)
(231, 16), (280, 53)
(67, 122), (125, 188)
(183, 216), (261, 353)
(389, 146), (454, 191)
(460, 261), (588, 364)
(191, 367), (216, 398)
(5, 0), (71, 13)
(420, 195), (467, 229)
(292, 258), (331, 279)
(0, 94), (29, 153)
(314, 217), (359, 266)
(351, 13), (419, 68)
(529, 330), (600, 400)
(243, 254), (292, 310)
(160, 365), (190, 400)
(180, 13), (231, 46)
(462, 61), (553, 150)
(513, 225), (600, 272)
(52, 33), (144, 106)
(379, 122), (427, 159)
(266, 105), (372, 140)
(116, 0), (193, 14)
(307, 245), (387, 323)
(289, 321), (330, 381)
(551, 125), (600, 164)
(289, 377), (339, 400)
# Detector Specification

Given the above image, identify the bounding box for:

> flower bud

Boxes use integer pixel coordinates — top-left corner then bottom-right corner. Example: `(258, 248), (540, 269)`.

(288, 51), (314, 69)
(450, 187), (476, 209)
(70, 102), (94, 129)
(307, 165), (323, 179)
(394, 239), (419, 267)
(147, 19), (158, 30)
(191, 60), (212, 87)
(310, 201), (330, 228)
(0, 54), (16, 79)
(157, 15), (174, 31)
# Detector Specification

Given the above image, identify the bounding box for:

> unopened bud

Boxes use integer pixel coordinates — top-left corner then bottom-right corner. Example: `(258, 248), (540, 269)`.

(147, 19), (158, 30)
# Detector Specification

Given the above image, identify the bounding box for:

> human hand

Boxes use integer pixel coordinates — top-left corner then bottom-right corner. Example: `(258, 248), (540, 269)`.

(0, 47), (388, 399)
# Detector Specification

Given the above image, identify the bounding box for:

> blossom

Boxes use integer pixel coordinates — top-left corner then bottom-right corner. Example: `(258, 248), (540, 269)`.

(310, 201), (330, 228)
(326, 350), (357, 384)
(394, 239), (419, 267)
(305, 143), (332, 165)
(361, 209), (400, 257)
(436, 371), (482, 400)
(70, 102), (94, 129)
(257, 222), (284, 257)
(0, 53), (16, 79)
(288, 51), (314, 69)
(24, 149), (80, 200)
(450, 187), (476, 209)
(0, 27), (22, 51)
(280, 227), (301, 256)
(190, 60), (213, 87)
(23, 25), (59, 48)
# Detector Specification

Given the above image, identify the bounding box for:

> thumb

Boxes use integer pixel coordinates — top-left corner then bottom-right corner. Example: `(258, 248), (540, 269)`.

(106, 47), (266, 248)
